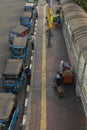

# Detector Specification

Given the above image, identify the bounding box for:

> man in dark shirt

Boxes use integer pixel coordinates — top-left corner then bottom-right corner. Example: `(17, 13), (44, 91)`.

(24, 65), (31, 85)
(54, 71), (63, 87)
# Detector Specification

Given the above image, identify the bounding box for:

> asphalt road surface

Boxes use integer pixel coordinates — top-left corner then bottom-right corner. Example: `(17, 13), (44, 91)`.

(0, 0), (27, 129)
(0, 0), (25, 79)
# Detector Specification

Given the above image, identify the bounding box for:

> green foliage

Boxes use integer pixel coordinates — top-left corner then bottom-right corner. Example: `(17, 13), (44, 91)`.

(74, 0), (87, 12)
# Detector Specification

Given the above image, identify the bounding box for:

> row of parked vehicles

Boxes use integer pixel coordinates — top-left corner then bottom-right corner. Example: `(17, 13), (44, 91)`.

(2, 0), (38, 94)
(0, 0), (38, 129)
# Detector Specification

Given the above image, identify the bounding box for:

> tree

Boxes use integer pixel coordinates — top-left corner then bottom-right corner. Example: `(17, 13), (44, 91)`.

(74, 0), (87, 12)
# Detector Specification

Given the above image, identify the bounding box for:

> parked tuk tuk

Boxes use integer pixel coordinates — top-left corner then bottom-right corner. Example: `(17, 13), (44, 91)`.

(9, 25), (29, 44)
(24, 2), (38, 21)
(10, 37), (32, 62)
(24, 2), (37, 13)
(2, 59), (26, 93)
(27, 0), (38, 12)
(24, 2), (35, 12)
(20, 11), (33, 29)
(0, 93), (19, 130)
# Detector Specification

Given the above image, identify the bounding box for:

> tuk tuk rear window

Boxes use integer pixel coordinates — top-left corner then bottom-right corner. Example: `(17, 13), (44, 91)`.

(13, 48), (25, 56)
(3, 75), (16, 79)
(3, 76), (18, 84)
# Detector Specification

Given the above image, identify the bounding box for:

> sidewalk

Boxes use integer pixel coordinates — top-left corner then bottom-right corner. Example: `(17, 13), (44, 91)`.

(25, 0), (86, 130)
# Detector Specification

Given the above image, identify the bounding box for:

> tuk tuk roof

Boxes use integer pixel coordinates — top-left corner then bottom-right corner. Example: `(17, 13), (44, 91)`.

(0, 93), (16, 102)
(0, 93), (15, 120)
(13, 37), (27, 47)
(22, 11), (32, 17)
(3, 59), (23, 75)
(11, 25), (28, 34)
(25, 2), (34, 7)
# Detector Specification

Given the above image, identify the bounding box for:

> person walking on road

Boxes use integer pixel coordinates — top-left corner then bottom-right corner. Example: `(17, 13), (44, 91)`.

(36, 5), (39, 19)
(24, 65), (31, 85)
(54, 71), (63, 87)
(45, 16), (49, 32)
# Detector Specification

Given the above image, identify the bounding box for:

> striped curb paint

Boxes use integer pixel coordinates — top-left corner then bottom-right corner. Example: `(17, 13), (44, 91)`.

(21, 6), (39, 130)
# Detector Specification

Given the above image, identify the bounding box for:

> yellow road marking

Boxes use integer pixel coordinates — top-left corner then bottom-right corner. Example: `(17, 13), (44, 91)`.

(40, 5), (47, 130)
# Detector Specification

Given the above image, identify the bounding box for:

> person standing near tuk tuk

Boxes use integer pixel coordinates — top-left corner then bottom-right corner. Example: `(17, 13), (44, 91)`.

(36, 5), (39, 19)
(30, 33), (35, 51)
(54, 71), (63, 88)
(53, 71), (64, 98)
(24, 65), (31, 85)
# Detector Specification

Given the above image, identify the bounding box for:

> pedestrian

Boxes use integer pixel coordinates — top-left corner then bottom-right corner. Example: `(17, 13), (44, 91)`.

(57, 15), (61, 26)
(56, 2), (61, 15)
(30, 33), (35, 51)
(54, 71), (63, 88)
(32, 5), (34, 14)
(53, 71), (64, 98)
(45, 16), (49, 32)
(24, 65), (31, 85)
(36, 5), (39, 19)
(57, 0), (60, 4)
(62, 62), (71, 71)
(56, 8), (60, 15)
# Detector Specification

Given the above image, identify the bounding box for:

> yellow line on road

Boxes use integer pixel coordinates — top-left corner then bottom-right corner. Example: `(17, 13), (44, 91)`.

(40, 4), (47, 130)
